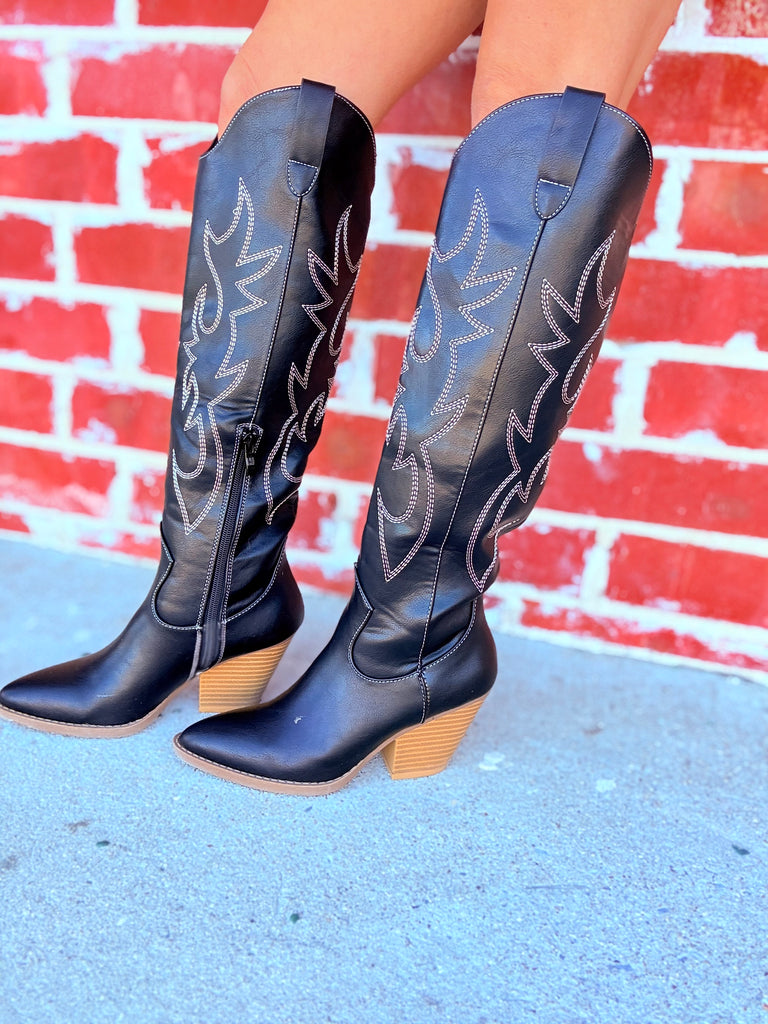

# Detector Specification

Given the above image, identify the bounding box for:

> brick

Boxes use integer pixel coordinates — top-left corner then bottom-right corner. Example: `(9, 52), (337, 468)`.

(389, 150), (450, 234)
(0, 297), (111, 363)
(0, 216), (54, 281)
(290, 560), (355, 596)
(566, 357), (618, 433)
(607, 534), (768, 627)
(72, 381), (172, 452)
(0, 368), (53, 433)
(0, 511), (30, 534)
(644, 362), (768, 450)
(81, 529), (160, 561)
(71, 45), (235, 123)
(353, 243), (429, 323)
(520, 600), (768, 673)
(372, 333), (406, 403)
(0, 41), (46, 115)
(628, 52), (768, 150)
(541, 439), (768, 538)
(378, 52), (475, 136)
(140, 310), (180, 378)
(679, 161), (768, 257)
(611, 261), (768, 350)
(0, 136), (118, 205)
(0, 443), (114, 516)
(632, 158), (664, 245)
(143, 138), (204, 211)
(706, 0), (768, 37)
(131, 469), (166, 525)
(139, 0), (267, 26)
(496, 522), (595, 593)
(0, 1), (113, 24)
(291, 489), (339, 552)
(309, 410), (388, 484)
(75, 223), (189, 293)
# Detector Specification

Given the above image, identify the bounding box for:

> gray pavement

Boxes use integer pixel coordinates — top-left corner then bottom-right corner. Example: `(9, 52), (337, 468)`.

(0, 536), (766, 1024)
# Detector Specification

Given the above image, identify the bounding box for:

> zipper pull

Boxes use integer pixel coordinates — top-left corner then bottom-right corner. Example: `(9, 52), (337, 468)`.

(241, 425), (261, 471)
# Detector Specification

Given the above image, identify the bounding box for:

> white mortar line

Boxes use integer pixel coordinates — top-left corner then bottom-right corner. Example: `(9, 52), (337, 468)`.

(524, 506), (768, 556)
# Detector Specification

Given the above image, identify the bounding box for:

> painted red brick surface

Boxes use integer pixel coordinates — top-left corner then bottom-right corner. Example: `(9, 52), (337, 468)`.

(72, 382), (172, 453)
(543, 442), (768, 538)
(0, 217), (54, 281)
(706, 0), (768, 37)
(0, 3), (765, 678)
(0, 136), (118, 205)
(0, 369), (53, 433)
(679, 161), (768, 257)
(0, 1), (114, 24)
(144, 139), (203, 211)
(139, 310), (181, 378)
(607, 534), (768, 627)
(138, 0), (267, 27)
(566, 358), (619, 433)
(628, 52), (768, 149)
(497, 523), (595, 593)
(71, 46), (235, 123)
(0, 444), (114, 516)
(644, 363), (768, 449)
(0, 298), (111, 364)
(0, 41), (47, 115)
(75, 224), (189, 293)
(611, 262), (768, 349)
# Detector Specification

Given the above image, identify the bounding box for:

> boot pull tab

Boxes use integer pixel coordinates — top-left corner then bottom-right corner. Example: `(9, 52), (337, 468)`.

(287, 79), (336, 197)
(534, 86), (605, 220)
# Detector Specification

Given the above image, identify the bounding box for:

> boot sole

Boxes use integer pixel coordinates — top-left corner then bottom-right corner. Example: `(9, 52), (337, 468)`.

(172, 695), (486, 796)
(0, 683), (188, 738)
(0, 636), (294, 738)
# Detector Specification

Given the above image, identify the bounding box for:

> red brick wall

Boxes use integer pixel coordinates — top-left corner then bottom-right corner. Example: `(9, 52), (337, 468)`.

(0, 0), (766, 680)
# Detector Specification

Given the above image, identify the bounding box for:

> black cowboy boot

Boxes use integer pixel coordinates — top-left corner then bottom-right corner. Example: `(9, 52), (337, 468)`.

(174, 87), (652, 792)
(0, 80), (375, 736)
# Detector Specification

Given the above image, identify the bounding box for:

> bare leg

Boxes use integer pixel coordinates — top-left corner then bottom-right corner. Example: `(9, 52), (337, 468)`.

(219, 0), (487, 133)
(472, 0), (682, 125)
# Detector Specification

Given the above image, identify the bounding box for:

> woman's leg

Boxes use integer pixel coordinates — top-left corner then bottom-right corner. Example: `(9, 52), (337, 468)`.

(472, 0), (682, 124)
(219, 0), (487, 134)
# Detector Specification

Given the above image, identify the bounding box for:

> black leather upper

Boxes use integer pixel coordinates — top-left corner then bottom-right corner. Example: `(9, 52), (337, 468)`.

(176, 89), (653, 786)
(355, 88), (651, 676)
(0, 82), (376, 728)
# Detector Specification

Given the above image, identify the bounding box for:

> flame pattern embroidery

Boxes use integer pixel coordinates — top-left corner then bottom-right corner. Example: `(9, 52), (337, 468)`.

(466, 232), (617, 591)
(263, 206), (362, 523)
(171, 178), (282, 535)
(377, 190), (517, 582)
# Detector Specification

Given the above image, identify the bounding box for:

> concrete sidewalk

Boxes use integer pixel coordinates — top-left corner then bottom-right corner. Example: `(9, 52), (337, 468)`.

(0, 537), (765, 1024)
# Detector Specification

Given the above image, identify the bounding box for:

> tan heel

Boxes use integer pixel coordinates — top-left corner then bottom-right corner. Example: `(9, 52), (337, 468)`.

(198, 637), (292, 713)
(381, 696), (486, 780)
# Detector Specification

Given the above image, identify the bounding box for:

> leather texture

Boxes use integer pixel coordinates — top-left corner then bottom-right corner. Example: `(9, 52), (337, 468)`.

(0, 81), (376, 730)
(176, 89), (652, 788)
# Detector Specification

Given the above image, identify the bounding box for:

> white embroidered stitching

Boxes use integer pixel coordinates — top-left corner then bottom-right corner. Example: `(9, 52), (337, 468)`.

(377, 189), (516, 583)
(263, 205), (362, 524)
(465, 233), (617, 591)
(171, 177), (282, 536)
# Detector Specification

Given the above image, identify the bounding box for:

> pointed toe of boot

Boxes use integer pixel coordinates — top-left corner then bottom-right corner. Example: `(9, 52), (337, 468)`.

(0, 666), (101, 736)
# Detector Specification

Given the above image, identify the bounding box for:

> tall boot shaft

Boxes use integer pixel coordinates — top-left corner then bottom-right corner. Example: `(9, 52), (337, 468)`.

(0, 81), (376, 733)
(354, 88), (651, 677)
(174, 89), (654, 794)
(161, 81), (376, 649)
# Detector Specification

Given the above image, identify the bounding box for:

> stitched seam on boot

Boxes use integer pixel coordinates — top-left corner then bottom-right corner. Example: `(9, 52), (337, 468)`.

(417, 226), (543, 671)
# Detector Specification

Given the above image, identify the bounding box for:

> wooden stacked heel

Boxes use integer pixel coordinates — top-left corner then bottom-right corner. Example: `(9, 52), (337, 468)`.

(198, 637), (292, 713)
(381, 696), (485, 780)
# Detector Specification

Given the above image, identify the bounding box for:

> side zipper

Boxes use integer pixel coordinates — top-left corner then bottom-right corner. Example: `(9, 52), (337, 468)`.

(199, 424), (262, 672)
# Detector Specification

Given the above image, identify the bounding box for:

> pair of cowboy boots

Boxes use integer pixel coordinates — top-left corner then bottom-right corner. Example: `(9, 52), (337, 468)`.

(0, 80), (651, 795)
